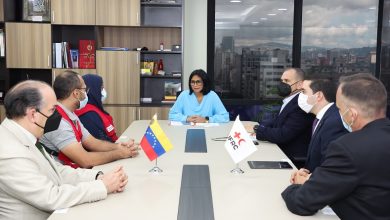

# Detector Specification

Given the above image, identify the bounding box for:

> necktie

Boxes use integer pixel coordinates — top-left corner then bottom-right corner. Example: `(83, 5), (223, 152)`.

(35, 141), (58, 171)
(35, 141), (51, 163)
(35, 141), (46, 155)
(312, 118), (319, 135)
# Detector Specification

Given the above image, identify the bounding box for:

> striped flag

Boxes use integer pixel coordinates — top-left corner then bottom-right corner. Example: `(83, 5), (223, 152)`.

(140, 114), (173, 161)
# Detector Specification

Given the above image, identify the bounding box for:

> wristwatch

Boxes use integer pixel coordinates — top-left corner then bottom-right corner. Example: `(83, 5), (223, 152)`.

(95, 171), (104, 180)
(205, 116), (209, 123)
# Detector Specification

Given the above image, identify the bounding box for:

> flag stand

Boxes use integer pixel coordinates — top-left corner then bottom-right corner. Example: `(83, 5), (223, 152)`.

(230, 163), (244, 174)
(149, 158), (163, 174)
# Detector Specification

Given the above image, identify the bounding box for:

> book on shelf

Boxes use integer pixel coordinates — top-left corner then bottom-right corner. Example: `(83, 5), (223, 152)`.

(70, 49), (79, 69)
(0, 29), (4, 57)
(52, 42), (74, 68)
(164, 81), (181, 100)
(53, 42), (64, 68)
(62, 42), (72, 68)
(79, 40), (96, 69)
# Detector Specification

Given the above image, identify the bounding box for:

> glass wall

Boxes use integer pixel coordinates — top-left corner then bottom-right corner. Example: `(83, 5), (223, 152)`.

(214, 0), (294, 101)
(380, 0), (390, 115)
(301, 0), (378, 80)
(212, 0), (388, 120)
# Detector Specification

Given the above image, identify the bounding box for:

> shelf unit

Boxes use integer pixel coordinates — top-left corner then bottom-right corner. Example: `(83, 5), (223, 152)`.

(138, 0), (183, 104)
(0, 0), (183, 129)
(141, 0), (182, 27)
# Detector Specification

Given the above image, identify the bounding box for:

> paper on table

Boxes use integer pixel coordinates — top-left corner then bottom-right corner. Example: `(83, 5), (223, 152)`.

(321, 206), (336, 215)
(193, 123), (220, 127)
(169, 121), (220, 127)
(53, 208), (69, 214)
(170, 121), (185, 126)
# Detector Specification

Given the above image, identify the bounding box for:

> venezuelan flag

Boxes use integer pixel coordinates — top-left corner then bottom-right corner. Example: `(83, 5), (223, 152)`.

(140, 116), (173, 161)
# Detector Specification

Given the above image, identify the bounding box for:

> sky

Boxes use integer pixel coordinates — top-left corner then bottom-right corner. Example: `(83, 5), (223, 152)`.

(215, 0), (378, 49)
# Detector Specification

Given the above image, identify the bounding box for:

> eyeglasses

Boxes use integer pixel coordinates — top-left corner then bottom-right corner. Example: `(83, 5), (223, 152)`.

(190, 80), (203, 85)
(78, 87), (90, 94)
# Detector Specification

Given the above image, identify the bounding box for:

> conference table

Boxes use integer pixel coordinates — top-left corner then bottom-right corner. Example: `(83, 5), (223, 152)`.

(49, 120), (339, 220)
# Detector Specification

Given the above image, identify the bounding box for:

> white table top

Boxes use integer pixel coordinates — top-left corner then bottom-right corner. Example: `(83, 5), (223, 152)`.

(49, 120), (339, 220)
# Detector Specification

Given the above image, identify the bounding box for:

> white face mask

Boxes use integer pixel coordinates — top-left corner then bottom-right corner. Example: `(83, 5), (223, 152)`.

(101, 88), (107, 102)
(340, 108), (353, 132)
(298, 92), (316, 113)
(77, 91), (88, 110)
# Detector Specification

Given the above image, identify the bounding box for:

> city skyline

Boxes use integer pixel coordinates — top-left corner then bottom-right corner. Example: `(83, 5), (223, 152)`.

(214, 36), (375, 100)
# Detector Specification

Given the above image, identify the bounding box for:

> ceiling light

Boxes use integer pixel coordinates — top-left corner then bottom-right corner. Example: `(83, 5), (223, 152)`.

(267, 13), (276, 16)
(260, 17), (268, 20)
(369, 7), (376, 10)
(278, 8), (287, 11)
(251, 21), (259, 24)
(230, 0), (242, 3)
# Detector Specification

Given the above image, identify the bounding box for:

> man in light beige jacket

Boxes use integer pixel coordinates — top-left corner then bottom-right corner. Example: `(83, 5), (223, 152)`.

(0, 80), (128, 220)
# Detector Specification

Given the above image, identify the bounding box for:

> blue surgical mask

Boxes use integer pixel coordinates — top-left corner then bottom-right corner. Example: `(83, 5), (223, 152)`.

(77, 92), (88, 110)
(101, 88), (107, 102)
(340, 108), (353, 132)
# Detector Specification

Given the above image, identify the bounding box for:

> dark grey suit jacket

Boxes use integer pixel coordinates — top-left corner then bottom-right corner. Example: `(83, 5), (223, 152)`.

(282, 118), (390, 220)
(305, 104), (348, 172)
(256, 94), (315, 163)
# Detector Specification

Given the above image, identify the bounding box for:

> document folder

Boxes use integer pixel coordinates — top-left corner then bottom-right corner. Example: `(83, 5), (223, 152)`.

(248, 161), (293, 169)
(185, 129), (207, 153)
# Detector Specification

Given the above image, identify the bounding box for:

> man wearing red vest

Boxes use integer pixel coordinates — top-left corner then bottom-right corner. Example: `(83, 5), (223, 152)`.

(0, 80), (129, 219)
(40, 71), (138, 168)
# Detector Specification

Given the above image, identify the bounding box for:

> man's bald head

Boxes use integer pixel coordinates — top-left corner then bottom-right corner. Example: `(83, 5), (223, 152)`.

(4, 80), (51, 119)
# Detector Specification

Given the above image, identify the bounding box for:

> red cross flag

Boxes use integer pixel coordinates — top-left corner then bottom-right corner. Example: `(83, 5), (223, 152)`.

(224, 116), (258, 164)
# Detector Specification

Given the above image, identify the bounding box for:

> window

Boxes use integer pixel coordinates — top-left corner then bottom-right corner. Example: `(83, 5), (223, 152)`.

(380, 0), (390, 111)
(301, 1), (378, 80)
(210, 0), (387, 120)
(214, 0), (294, 101)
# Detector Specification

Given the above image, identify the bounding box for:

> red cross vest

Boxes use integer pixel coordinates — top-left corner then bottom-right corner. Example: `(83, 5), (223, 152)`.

(74, 104), (118, 142)
(56, 105), (81, 169)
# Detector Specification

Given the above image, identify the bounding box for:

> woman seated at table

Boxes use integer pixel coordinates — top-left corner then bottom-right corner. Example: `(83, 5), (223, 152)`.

(169, 69), (229, 123)
(75, 74), (119, 142)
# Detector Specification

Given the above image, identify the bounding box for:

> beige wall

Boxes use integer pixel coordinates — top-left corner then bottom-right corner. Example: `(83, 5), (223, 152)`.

(183, 0), (208, 90)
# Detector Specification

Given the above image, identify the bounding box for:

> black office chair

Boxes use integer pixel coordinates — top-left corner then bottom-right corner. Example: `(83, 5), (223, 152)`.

(176, 91), (182, 98)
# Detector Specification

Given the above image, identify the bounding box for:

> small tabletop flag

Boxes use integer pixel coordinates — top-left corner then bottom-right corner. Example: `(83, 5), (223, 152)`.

(224, 116), (257, 164)
(140, 114), (173, 161)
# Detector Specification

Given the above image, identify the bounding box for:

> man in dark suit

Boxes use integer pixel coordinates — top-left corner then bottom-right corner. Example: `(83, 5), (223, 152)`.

(254, 68), (314, 167)
(282, 73), (390, 219)
(291, 78), (347, 181)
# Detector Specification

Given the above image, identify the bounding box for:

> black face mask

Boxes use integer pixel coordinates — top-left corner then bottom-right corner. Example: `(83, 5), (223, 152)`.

(277, 82), (292, 97)
(36, 109), (62, 133)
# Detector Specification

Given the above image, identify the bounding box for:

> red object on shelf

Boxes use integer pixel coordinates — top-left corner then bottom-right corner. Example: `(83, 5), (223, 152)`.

(79, 40), (96, 69)
(158, 59), (164, 71)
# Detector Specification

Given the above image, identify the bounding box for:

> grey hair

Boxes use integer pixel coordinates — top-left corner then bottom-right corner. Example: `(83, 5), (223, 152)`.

(339, 73), (387, 118)
(4, 80), (48, 119)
